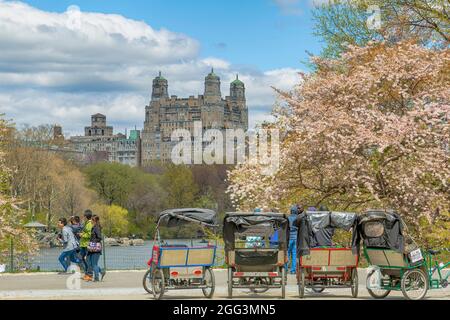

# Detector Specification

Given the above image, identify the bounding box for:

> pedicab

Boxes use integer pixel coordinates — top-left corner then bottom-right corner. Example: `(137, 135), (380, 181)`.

(296, 210), (359, 298)
(357, 209), (450, 300)
(223, 212), (289, 299)
(143, 208), (218, 300)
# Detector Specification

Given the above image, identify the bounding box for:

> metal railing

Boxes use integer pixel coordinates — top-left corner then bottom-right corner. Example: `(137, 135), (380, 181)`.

(0, 238), (225, 273)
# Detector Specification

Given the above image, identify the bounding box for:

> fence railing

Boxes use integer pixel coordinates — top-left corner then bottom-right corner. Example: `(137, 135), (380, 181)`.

(0, 238), (225, 273)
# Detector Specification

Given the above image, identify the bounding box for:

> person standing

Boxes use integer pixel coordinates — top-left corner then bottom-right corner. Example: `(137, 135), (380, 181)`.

(80, 210), (93, 279)
(286, 203), (303, 274)
(70, 216), (83, 241)
(57, 218), (80, 274)
(86, 215), (105, 282)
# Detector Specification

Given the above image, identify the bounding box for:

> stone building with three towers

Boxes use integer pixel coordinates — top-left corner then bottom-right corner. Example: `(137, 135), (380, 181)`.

(142, 70), (248, 163)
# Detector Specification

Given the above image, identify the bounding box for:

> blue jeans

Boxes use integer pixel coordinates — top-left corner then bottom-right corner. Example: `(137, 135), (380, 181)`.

(58, 249), (80, 272)
(285, 239), (297, 274)
(87, 252), (102, 281)
(79, 247), (89, 274)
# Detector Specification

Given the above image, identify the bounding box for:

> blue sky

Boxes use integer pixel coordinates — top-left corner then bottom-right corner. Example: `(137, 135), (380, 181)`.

(0, 0), (324, 135)
(20, 0), (322, 70)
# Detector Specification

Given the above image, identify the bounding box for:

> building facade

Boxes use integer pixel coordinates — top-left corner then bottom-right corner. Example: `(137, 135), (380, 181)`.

(69, 114), (141, 167)
(142, 70), (248, 163)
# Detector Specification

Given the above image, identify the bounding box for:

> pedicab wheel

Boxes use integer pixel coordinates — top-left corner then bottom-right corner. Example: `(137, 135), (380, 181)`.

(298, 267), (305, 298)
(351, 268), (359, 298)
(142, 269), (153, 294)
(401, 269), (428, 300)
(202, 267), (215, 299)
(281, 267), (286, 299)
(227, 268), (233, 299)
(366, 271), (391, 299)
(151, 267), (165, 300)
(250, 288), (269, 294)
(311, 287), (325, 293)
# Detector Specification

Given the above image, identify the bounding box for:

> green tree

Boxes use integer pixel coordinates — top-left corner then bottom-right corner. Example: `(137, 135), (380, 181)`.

(162, 164), (198, 208)
(313, 0), (449, 58)
(93, 204), (129, 237)
(127, 173), (167, 237)
(84, 162), (137, 206)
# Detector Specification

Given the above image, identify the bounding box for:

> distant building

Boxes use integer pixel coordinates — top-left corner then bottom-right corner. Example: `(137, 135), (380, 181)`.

(85, 113), (113, 137)
(69, 114), (141, 167)
(142, 70), (248, 163)
(53, 125), (64, 141)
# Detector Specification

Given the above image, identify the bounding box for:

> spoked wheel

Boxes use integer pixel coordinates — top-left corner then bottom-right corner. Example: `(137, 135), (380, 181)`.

(227, 268), (233, 299)
(281, 267), (286, 299)
(202, 267), (215, 298)
(142, 268), (153, 294)
(351, 268), (359, 298)
(366, 270), (391, 299)
(401, 269), (428, 300)
(250, 288), (269, 294)
(151, 267), (165, 300)
(298, 267), (305, 298)
(249, 277), (269, 294)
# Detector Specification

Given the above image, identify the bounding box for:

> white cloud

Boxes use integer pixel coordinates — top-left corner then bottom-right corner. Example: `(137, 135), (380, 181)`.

(273, 0), (303, 16)
(0, 1), (302, 135)
(272, 0), (334, 14)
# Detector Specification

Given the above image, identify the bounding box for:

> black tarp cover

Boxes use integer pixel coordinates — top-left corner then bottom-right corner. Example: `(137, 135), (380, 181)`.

(356, 210), (404, 253)
(158, 208), (217, 228)
(295, 211), (358, 257)
(223, 212), (289, 251)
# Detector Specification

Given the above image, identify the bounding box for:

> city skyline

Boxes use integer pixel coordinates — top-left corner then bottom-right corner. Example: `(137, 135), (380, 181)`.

(0, 0), (323, 136)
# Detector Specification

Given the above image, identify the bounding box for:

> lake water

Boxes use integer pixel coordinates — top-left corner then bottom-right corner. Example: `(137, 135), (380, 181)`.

(31, 240), (224, 272)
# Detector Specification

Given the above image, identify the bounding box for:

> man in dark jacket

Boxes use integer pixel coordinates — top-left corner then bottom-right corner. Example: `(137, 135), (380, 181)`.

(286, 203), (304, 274)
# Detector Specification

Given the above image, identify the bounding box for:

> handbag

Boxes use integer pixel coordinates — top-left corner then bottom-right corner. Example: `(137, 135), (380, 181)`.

(87, 241), (102, 253)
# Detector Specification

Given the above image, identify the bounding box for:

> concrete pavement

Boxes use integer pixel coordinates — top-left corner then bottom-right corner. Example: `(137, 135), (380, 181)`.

(0, 269), (449, 300)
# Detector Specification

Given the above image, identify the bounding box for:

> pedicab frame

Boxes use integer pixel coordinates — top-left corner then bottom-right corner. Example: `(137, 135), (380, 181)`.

(223, 212), (289, 299)
(295, 211), (360, 298)
(143, 208), (218, 300)
(357, 210), (450, 300)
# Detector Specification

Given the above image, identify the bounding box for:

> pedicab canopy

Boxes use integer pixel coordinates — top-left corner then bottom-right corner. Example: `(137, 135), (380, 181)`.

(157, 208), (217, 228)
(223, 212), (289, 251)
(295, 211), (358, 257)
(355, 209), (405, 253)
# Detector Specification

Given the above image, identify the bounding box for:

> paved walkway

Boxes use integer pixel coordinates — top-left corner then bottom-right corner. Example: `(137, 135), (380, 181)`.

(1, 269), (449, 300)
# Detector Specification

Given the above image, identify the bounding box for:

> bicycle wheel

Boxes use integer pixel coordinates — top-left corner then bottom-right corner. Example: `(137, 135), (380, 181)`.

(367, 271), (391, 299)
(298, 267), (305, 298)
(142, 269), (153, 294)
(202, 267), (215, 298)
(151, 267), (165, 300)
(227, 268), (233, 299)
(311, 286), (325, 293)
(250, 288), (270, 294)
(401, 269), (428, 300)
(351, 268), (358, 298)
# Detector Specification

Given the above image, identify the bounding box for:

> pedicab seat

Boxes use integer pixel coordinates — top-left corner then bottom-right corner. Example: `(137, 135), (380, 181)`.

(365, 248), (408, 267)
(301, 248), (358, 267)
(159, 246), (216, 267)
(234, 249), (279, 265)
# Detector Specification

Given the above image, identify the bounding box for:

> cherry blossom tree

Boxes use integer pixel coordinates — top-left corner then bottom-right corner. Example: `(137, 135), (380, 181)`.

(0, 116), (38, 262)
(228, 41), (449, 230)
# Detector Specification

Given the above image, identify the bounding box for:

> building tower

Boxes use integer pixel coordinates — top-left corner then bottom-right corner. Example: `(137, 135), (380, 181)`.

(85, 113), (113, 136)
(151, 71), (169, 101)
(53, 125), (63, 140)
(230, 74), (245, 101)
(204, 68), (221, 104)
